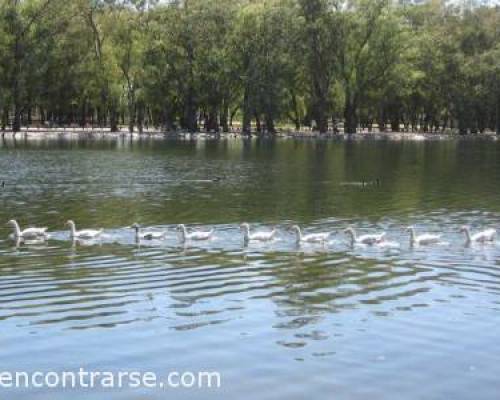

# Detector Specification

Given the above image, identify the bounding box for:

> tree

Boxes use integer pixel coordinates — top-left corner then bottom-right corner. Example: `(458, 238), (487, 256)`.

(0, 0), (499, 135)
(298, 0), (335, 133)
(333, 0), (404, 134)
(0, 0), (69, 132)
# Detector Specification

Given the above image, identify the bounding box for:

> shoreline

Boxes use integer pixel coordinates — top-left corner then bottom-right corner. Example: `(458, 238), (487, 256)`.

(1, 127), (498, 141)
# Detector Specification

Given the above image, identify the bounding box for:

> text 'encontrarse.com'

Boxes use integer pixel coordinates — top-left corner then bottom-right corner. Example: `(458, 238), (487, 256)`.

(0, 369), (221, 390)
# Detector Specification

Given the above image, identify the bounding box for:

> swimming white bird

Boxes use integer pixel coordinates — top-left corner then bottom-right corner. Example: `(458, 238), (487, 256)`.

(177, 224), (214, 242)
(344, 227), (386, 245)
(240, 223), (277, 242)
(406, 226), (441, 246)
(460, 226), (496, 244)
(290, 225), (331, 243)
(6, 220), (48, 240)
(66, 220), (103, 240)
(131, 223), (167, 240)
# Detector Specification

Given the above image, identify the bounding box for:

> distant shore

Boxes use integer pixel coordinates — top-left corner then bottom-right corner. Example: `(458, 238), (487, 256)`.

(1, 127), (499, 140)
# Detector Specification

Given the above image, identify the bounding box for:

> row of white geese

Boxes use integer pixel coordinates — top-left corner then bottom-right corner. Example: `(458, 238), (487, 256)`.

(5, 220), (497, 246)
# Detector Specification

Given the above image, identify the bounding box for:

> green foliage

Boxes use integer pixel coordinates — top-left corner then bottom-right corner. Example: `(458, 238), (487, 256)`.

(0, 0), (499, 134)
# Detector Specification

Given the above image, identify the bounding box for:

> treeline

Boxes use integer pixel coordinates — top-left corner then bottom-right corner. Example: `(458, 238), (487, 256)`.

(0, 0), (499, 135)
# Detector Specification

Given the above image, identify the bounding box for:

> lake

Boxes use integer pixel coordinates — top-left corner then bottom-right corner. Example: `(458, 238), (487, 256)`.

(1, 135), (500, 399)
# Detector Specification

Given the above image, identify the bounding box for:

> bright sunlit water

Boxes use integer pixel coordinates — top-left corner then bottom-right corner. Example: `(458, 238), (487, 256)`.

(1, 135), (500, 399)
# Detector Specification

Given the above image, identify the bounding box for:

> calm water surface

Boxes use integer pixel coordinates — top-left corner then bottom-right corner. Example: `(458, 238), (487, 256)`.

(1, 135), (500, 399)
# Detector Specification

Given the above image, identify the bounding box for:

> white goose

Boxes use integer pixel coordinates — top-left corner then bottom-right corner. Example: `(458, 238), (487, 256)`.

(6, 220), (48, 240)
(240, 223), (276, 242)
(177, 224), (214, 242)
(407, 226), (441, 246)
(66, 220), (103, 240)
(460, 226), (496, 244)
(132, 223), (167, 241)
(291, 225), (331, 244)
(344, 227), (386, 245)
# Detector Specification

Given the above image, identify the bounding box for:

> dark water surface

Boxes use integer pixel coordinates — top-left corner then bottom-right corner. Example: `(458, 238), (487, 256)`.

(1, 135), (500, 399)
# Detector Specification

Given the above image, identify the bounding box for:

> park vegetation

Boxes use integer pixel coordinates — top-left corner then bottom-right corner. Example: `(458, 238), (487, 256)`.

(0, 0), (499, 135)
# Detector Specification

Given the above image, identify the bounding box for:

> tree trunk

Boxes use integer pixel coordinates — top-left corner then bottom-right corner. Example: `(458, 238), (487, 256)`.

(128, 99), (135, 133)
(220, 102), (229, 133)
(299, 0), (331, 134)
(184, 90), (197, 133)
(163, 102), (174, 132)
(315, 99), (328, 133)
(40, 108), (45, 125)
(1, 106), (8, 131)
(230, 107), (238, 130)
(458, 117), (468, 135)
(344, 100), (357, 134)
(97, 106), (104, 128)
(109, 101), (118, 132)
(203, 109), (218, 132)
(80, 100), (87, 128)
(183, 36), (197, 133)
(457, 103), (469, 135)
(366, 118), (373, 132)
(242, 85), (252, 135)
(307, 17), (328, 132)
(391, 115), (400, 133)
(13, 105), (21, 133)
(290, 93), (301, 131)
(12, 32), (22, 133)
(410, 114), (417, 132)
(265, 114), (275, 135)
(255, 112), (261, 134)
(496, 91), (500, 135)
(137, 102), (144, 134)
(377, 115), (386, 132)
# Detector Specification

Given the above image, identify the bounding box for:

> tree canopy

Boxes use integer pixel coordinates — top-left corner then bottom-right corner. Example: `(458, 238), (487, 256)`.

(0, 0), (499, 134)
